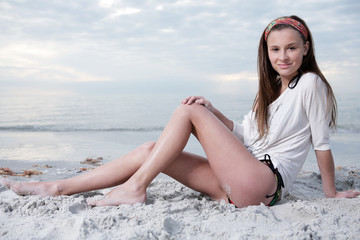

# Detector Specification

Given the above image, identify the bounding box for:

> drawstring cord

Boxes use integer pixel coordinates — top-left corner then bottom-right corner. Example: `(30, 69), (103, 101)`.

(287, 71), (302, 89)
(260, 154), (285, 198)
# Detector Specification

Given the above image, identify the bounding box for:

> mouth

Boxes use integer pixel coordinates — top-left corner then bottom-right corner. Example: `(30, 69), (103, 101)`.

(278, 63), (292, 69)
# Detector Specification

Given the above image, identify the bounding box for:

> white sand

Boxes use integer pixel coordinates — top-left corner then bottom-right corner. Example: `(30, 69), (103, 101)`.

(0, 165), (359, 240)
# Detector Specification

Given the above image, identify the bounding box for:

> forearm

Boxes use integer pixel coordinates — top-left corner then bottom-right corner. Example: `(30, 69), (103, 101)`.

(315, 150), (336, 198)
(211, 107), (234, 131)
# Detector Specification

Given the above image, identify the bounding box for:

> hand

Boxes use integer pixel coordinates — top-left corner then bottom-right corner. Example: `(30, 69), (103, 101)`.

(334, 189), (360, 199)
(181, 96), (215, 112)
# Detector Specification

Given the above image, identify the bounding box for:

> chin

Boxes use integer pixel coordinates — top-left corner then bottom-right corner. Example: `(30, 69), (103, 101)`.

(277, 70), (298, 79)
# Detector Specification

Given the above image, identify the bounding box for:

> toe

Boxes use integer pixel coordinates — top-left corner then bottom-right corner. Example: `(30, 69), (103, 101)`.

(1, 178), (11, 188)
(86, 195), (106, 206)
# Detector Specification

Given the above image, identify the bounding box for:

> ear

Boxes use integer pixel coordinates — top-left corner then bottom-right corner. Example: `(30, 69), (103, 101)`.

(303, 41), (310, 56)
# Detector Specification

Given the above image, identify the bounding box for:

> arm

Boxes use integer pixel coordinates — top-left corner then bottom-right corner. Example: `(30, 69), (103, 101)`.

(315, 150), (336, 197)
(181, 96), (234, 131)
(208, 106), (234, 131)
(316, 149), (360, 198)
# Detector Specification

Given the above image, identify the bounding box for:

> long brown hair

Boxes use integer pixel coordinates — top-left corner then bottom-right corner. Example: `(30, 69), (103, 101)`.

(254, 15), (337, 139)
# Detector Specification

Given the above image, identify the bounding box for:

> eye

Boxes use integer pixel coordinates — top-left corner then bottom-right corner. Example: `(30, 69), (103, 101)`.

(271, 48), (279, 52)
(289, 46), (297, 50)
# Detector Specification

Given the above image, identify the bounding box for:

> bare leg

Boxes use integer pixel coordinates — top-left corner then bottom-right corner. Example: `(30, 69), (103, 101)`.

(1, 142), (226, 201)
(1, 142), (155, 197)
(89, 104), (277, 207)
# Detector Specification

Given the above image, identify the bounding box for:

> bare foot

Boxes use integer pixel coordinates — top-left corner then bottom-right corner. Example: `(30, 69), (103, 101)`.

(1, 178), (60, 197)
(86, 183), (146, 207)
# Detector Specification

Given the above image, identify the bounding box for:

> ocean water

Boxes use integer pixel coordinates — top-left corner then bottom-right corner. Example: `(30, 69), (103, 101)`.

(0, 92), (359, 171)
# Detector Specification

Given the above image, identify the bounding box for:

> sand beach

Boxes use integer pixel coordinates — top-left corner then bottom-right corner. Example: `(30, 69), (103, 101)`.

(1, 160), (359, 240)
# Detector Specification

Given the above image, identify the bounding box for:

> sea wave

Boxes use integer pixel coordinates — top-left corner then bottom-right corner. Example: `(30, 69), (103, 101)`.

(336, 124), (360, 133)
(0, 124), (359, 133)
(0, 125), (164, 133)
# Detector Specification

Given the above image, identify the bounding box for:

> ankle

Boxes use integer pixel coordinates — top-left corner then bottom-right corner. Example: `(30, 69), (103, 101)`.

(44, 182), (62, 196)
(127, 177), (147, 194)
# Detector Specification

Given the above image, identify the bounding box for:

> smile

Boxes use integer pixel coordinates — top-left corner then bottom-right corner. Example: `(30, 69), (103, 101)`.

(278, 63), (292, 69)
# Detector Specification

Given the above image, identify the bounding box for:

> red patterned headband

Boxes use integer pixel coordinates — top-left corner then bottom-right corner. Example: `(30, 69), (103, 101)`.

(264, 17), (308, 41)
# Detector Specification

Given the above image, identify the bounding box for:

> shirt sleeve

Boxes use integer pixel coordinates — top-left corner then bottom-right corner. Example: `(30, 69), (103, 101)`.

(303, 75), (331, 150)
(232, 120), (244, 142)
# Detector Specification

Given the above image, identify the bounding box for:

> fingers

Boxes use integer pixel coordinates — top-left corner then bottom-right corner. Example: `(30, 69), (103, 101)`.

(181, 96), (205, 105)
(351, 190), (360, 198)
(181, 96), (192, 104)
(335, 190), (360, 199)
(345, 189), (360, 198)
(181, 96), (214, 112)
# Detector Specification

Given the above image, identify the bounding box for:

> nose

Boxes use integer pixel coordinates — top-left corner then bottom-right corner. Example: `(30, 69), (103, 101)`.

(279, 49), (288, 61)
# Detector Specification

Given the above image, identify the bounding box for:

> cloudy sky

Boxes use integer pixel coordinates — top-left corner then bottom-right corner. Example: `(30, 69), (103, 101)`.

(1, 0), (359, 97)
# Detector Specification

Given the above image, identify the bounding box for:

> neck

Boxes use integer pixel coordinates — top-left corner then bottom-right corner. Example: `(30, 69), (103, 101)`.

(276, 71), (301, 97)
(279, 81), (288, 94)
(280, 71), (298, 85)
(280, 78), (290, 87)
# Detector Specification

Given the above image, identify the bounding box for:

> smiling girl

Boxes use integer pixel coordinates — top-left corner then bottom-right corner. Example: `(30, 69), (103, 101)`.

(2, 16), (359, 207)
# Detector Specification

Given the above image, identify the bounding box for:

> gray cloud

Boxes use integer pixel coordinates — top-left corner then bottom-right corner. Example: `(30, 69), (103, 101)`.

(0, 0), (359, 95)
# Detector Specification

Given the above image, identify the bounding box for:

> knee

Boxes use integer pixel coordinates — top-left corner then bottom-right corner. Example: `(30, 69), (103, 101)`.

(138, 141), (156, 157)
(175, 103), (202, 118)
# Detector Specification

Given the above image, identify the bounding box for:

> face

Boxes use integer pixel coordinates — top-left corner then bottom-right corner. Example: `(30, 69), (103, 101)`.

(267, 28), (309, 82)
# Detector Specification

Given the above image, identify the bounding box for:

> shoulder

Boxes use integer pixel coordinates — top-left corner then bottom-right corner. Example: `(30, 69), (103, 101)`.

(298, 72), (327, 93)
(297, 72), (329, 107)
(299, 72), (321, 87)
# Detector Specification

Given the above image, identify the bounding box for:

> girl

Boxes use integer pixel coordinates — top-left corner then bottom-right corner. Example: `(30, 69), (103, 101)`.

(2, 15), (359, 207)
